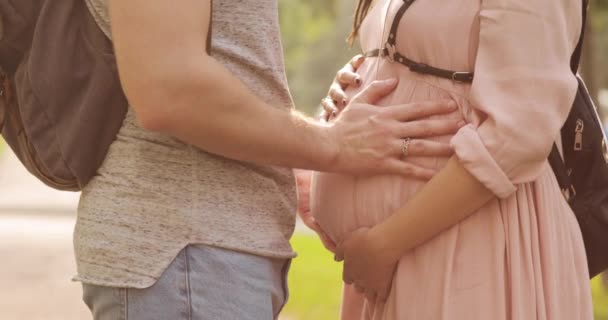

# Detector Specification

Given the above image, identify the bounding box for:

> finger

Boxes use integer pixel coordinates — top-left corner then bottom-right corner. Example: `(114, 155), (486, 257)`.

(393, 119), (465, 139)
(300, 215), (318, 230)
(334, 245), (345, 262)
(351, 78), (398, 105)
(383, 100), (458, 121)
(321, 98), (339, 117)
(320, 232), (337, 252)
(377, 283), (393, 302)
(343, 271), (354, 285)
(354, 284), (365, 294)
(382, 159), (437, 179)
(337, 70), (361, 88)
(329, 85), (348, 109)
(377, 289), (390, 302)
(390, 139), (454, 158)
(364, 290), (377, 303)
(349, 54), (365, 70)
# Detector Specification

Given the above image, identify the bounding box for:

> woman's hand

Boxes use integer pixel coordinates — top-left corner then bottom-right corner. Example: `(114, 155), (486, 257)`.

(321, 56), (464, 176)
(335, 227), (400, 302)
(320, 55), (365, 122)
(294, 169), (337, 252)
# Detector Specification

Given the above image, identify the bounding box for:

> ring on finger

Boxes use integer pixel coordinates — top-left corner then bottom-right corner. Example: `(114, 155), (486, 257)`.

(402, 137), (412, 158)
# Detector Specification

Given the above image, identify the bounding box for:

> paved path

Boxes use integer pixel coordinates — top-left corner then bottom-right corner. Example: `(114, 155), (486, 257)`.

(0, 150), (86, 319)
(0, 212), (90, 320)
(0, 149), (80, 213)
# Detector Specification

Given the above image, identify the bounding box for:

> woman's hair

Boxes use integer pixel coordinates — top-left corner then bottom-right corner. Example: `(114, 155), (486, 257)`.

(348, 0), (374, 45)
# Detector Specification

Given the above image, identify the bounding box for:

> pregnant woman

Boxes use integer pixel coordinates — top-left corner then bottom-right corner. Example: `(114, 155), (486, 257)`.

(309, 0), (593, 319)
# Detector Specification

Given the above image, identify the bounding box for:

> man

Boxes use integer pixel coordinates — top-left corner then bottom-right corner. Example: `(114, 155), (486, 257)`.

(77, 0), (460, 319)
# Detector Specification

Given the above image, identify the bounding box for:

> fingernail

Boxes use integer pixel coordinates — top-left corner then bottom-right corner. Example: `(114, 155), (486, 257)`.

(383, 78), (397, 85)
(458, 120), (467, 127)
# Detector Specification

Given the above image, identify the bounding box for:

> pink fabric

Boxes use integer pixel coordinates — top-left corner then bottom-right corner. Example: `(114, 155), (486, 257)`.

(310, 0), (592, 319)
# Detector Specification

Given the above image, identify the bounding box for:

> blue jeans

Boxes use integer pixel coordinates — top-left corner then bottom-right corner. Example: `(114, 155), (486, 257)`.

(82, 245), (290, 320)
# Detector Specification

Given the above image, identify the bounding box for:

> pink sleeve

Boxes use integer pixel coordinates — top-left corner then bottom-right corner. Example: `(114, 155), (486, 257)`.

(450, 0), (583, 199)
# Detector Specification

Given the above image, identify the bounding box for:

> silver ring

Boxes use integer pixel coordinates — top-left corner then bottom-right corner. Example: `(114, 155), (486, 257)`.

(402, 138), (412, 158)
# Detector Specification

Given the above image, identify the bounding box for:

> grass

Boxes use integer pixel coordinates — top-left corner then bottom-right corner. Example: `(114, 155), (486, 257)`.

(593, 276), (608, 320)
(285, 233), (608, 320)
(283, 234), (343, 320)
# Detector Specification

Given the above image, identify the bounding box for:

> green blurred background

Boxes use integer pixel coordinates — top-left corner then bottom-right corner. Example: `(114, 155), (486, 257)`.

(279, 0), (608, 118)
(277, 0), (608, 319)
(0, 1), (607, 320)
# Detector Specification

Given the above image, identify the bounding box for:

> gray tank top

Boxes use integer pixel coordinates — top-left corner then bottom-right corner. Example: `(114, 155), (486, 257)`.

(75, 0), (297, 288)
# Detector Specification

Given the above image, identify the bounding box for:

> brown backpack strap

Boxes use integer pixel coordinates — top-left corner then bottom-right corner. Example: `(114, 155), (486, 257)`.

(206, 0), (213, 54)
(0, 67), (12, 130)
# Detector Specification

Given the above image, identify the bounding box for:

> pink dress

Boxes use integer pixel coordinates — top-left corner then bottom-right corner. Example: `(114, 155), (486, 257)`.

(310, 0), (593, 319)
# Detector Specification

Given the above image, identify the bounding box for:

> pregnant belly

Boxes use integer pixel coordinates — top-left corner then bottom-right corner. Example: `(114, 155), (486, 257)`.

(310, 159), (440, 243)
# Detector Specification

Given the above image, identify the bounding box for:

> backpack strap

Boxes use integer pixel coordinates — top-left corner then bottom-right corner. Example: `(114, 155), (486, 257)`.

(206, 0), (213, 55)
(548, 0), (588, 200)
(570, 0), (588, 74)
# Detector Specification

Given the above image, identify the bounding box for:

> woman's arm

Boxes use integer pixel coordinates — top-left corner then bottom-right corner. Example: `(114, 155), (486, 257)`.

(336, 0), (584, 300)
(368, 157), (493, 259)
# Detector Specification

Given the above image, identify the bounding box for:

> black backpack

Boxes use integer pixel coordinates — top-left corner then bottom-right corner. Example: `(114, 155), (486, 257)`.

(548, 0), (608, 279)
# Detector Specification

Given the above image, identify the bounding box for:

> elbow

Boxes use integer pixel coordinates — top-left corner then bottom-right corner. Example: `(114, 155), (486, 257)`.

(121, 60), (213, 133)
(136, 105), (171, 132)
(116, 51), (216, 133)
(126, 85), (174, 132)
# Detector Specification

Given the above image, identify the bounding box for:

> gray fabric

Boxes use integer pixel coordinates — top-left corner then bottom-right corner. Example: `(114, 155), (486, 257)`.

(75, 0), (297, 289)
(82, 245), (291, 320)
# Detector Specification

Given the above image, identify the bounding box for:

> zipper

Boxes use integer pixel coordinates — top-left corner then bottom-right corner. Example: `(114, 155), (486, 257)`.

(574, 118), (584, 151)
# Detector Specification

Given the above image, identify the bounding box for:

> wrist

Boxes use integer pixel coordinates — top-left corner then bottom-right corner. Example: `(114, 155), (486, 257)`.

(369, 224), (403, 262)
(316, 124), (340, 172)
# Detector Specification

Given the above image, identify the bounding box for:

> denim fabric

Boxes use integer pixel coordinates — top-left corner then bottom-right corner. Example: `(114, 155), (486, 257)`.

(82, 245), (290, 320)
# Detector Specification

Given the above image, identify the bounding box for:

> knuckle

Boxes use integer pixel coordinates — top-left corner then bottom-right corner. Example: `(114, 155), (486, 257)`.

(411, 140), (423, 154)
(321, 101), (334, 112)
(418, 122), (432, 135)
(329, 85), (340, 96)
(402, 165), (414, 176)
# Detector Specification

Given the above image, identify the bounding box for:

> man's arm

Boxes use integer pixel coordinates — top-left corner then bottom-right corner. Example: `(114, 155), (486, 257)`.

(109, 0), (461, 176)
(109, 0), (337, 170)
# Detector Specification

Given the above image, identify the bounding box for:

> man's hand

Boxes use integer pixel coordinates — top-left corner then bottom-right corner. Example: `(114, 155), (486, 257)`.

(294, 169), (337, 252)
(335, 227), (400, 302)
(325, 79), (461, 179)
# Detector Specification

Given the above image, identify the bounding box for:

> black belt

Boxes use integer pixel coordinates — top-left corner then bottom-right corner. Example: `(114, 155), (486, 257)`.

(364, 48), (474, 83)
(364, 0), (474, 84)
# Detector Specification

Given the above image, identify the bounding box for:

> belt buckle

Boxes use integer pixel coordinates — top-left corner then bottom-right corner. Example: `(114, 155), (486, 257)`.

(384, 43), (396, 63)
(562, 184), (577, 202)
